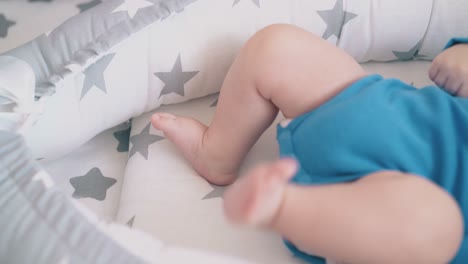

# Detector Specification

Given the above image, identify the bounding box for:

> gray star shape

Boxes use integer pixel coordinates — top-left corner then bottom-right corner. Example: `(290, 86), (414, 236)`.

(129, 123), (164, 159)
(154, 54), (199, 98)
(81, 53), (115, 99)
(210, 96), (218, 107)
(392, 38), (424, 61)
(317, 0), (357, 39)
(77, 0), (102, 13)
(232, 0), (260, 7)
(70, 168), (117, 201)
(113, 123), (131, 152)
(126, 216), (136, 227)
(0, 14), (16, 38)
(143, 0), (185, 20)
(202, 184), (226, 200)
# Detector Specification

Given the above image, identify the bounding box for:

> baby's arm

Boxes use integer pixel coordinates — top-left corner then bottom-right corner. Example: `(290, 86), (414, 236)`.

(429, 42), (468, 97)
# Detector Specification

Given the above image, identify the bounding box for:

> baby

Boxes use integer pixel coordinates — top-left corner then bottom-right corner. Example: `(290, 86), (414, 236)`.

(152, 24), (468, 264)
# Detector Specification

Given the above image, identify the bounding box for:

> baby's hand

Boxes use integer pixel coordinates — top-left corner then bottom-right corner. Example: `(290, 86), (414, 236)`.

(429, 44), (468, 97)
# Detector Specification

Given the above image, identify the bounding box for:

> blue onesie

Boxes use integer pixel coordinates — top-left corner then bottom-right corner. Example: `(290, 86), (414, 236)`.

(277, 38), (468, 264)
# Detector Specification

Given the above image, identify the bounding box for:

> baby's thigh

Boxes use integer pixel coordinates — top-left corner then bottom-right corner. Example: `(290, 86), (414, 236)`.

(242, 24), (367, 119)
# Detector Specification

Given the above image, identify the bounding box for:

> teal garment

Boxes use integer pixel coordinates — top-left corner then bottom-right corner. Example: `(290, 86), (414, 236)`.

(445, 38), (468, 49)
(277, 74), (468, 264)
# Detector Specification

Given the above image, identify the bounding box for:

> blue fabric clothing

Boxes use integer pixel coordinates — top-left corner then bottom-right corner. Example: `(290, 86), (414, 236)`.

(277, 38), (468, 264)
(445, 38), (468, 49)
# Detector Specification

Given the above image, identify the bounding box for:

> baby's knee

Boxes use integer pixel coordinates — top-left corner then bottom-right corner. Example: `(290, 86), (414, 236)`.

(243, 24), (297, 63)
(240, 24), (321, 85)
(244, 24), (320, 60)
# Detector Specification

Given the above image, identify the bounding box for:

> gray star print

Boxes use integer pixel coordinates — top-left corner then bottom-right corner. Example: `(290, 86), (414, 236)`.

(154, 54), (199, 98)
(317, 0), (357, 39)
(113, 123), (131, 152)
(126, 216), (136, 227)
(129, 123), (164, 159)
(210, 99), (218, 107)
(70, 168), (117, 201)
(202, 184), (226, 200)
(78, 0), (102, 13)
(81, 53), (115, 99)
(232, 0), (260, 7)
(393, 39), (424, 61)
(210, 96), (218, 107)
(0, 14), (16, 38)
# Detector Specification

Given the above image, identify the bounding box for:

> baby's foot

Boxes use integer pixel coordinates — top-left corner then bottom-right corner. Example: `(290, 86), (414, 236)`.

(223, 159), (298, 227)
(151, 113), (237, 185)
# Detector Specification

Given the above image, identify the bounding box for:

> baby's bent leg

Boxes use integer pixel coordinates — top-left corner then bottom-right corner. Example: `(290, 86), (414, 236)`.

(152, 24), (365, 185)
(225, 164), (463, 264)
(275, 172), (463, 264)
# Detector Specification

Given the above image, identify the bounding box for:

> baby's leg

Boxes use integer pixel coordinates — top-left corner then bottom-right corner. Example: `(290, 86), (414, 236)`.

(224, 161), (463, 264)
(152, 24), (365, 185)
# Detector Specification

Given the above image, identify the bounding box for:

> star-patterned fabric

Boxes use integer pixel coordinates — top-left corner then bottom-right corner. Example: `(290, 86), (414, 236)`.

(4, 0), (442, 162)
(0, 0), (105, 53)
(393, 38), (424, 61)
(232, 0), (260, 8)
(113, 121), (132, 152)
(81, 53), (116, 99)
(317, 0), (357, 40)
(112, 0), (154, 19)
(0, 14), (16, 38)
(129, 123), (164, 160)
(70, 167), (117, 201)
(154, 54), (199, 98)
(202, 183), (226, 200)
(14, 0), (441, 163)
(78, 0), (103, 13)
(41, 122), (130, 221)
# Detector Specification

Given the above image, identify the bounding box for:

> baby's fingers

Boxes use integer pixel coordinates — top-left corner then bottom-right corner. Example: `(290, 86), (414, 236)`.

(429, 57), (449, 89)
(432, 68), (449, 89)
(457, 82), (468, 97)
(437, 63), (468, 96)
(452, 63), (468, 97)
(429, 44), (468, 97)
(444, 77), (463, 96)
(428, 59), (441, 82)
